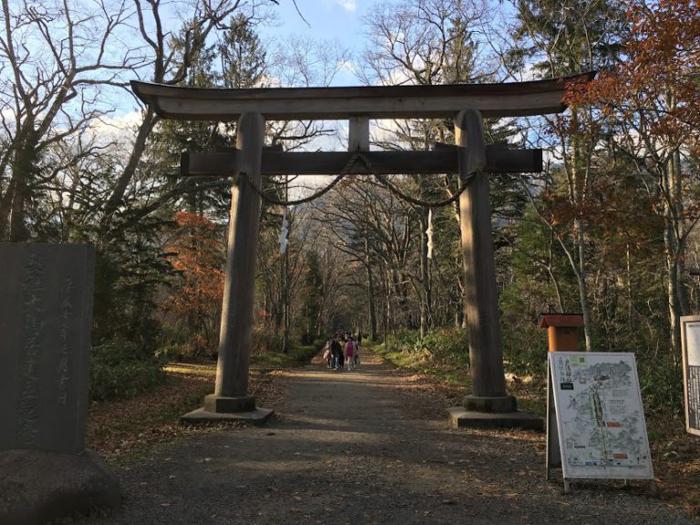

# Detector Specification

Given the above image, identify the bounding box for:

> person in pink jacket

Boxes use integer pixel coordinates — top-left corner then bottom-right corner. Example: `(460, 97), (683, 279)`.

(344, 337), (356, 371)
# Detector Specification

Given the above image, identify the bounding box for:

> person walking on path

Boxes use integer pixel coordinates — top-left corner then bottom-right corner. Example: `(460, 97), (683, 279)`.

(322, 338), (333, 368)
(344, 337), (356, 371)
(331, 335), (343, 371)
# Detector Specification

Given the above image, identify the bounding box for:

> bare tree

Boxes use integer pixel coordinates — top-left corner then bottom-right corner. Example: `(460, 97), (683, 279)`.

(101, 0), (253, 227)
(361, 0), (493, 335)
(505, 0), (627, 350)
(0, 0), (137, 240)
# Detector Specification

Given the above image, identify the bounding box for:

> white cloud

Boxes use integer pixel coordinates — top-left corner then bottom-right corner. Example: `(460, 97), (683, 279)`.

(336, 0), (357, 12)
(88, 110), (143, 147)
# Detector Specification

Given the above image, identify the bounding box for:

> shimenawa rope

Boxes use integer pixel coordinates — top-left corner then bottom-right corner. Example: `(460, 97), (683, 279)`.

(242, 151), (476, 208)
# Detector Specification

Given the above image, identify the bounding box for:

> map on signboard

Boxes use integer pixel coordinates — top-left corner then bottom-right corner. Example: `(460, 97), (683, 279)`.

(548, 352), (654, 480)
(681, 318), (700, 435)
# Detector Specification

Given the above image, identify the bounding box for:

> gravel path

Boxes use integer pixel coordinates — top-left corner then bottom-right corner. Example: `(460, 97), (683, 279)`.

(86, 352), (695, 524)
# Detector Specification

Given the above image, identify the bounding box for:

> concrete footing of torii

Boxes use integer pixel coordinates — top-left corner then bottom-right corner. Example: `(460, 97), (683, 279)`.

(447, 398), (543, 431)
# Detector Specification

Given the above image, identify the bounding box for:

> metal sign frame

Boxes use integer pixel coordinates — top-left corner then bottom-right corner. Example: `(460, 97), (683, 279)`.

(681, 315), (700, 437)
(546, 351), (655, 494)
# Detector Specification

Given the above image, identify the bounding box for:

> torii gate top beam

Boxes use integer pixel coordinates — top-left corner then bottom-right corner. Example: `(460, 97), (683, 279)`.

(131, 72), (594, 121)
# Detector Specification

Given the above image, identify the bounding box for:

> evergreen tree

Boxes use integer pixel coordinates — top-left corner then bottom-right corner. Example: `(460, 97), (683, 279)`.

(299, 250), (324, 344)
(510, 0), (625, 76)
(219, 13), (267, 89)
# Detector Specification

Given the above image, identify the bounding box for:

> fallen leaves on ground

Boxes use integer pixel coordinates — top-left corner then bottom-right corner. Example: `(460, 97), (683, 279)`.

(373, 345), (700, 520)
(86, 362), (277, 461)
(648, 418), (700, 517)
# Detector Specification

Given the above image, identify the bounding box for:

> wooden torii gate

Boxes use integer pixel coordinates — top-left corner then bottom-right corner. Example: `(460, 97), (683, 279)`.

(132, 73), (592, 427)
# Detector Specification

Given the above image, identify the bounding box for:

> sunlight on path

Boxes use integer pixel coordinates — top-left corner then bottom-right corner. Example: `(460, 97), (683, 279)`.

(86, 350), (693, 525)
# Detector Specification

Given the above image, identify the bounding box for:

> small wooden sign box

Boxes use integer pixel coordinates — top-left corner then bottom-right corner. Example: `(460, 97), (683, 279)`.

(540, 312), (583, 486)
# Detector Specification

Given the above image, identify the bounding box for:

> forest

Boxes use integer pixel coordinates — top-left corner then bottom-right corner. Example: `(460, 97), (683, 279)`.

(1, 0), (699, 423)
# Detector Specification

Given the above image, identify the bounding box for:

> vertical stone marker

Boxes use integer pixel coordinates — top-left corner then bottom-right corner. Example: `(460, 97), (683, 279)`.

(0, 243), (93, 452)
(0, 243), (119, 524)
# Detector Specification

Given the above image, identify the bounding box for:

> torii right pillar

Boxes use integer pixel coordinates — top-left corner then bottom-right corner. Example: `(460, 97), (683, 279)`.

(448, 109), (542, 430)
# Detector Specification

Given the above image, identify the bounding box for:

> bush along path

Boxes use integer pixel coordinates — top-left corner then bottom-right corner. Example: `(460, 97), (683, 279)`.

(81, 350), (694, 524)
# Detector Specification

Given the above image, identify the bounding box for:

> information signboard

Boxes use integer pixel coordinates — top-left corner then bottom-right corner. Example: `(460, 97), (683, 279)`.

(548, 352), (654, 482)
(681, 316), (700, 437)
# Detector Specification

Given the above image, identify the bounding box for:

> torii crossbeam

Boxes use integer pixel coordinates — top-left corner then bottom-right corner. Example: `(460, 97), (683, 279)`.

(131, 73), (592, 427)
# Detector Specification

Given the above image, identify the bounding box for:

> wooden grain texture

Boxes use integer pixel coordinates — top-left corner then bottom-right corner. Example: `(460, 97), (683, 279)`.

(131, 73), (594, 120)
(456, 109), (508, 398)
(181, 147), (542, 176)
(349, 117), (370, 152)
(214, 112), (264, 398)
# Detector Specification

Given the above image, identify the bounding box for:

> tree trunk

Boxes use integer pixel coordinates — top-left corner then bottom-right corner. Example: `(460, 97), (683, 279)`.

(385, 267), (393, 338)
(0, 177), (15, 239)
(574, 219), (593, 351)
(626, 243), (633, 331)
(663, 155), (687, 363)
(419, 207), (433, 338)
(8, 137), (37, 241)
(665, 216), (682, 363)
(671, 149), (689, 316)
(101, 107), (157, 229)
(365, 255), (377, 341)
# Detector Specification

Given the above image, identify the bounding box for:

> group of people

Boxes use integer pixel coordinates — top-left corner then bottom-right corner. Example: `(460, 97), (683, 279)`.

(322, 332), (361, 371)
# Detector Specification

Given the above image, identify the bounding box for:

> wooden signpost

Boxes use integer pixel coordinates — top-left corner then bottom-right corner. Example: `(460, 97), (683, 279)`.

(131, 73), (593, 426)
(540, 313), (584, 480)
(681, 315), (700, 436)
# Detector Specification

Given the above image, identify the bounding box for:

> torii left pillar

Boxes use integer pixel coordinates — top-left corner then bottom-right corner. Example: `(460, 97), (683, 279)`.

(182, 112), (273, 425)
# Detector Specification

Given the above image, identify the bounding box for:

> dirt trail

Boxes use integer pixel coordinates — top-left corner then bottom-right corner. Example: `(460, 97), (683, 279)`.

(86, 352), (695, 524)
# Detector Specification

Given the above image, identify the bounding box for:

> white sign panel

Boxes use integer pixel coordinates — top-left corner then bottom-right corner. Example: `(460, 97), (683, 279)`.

(681, 316), (700, 436)
(548, 352), (654, 480)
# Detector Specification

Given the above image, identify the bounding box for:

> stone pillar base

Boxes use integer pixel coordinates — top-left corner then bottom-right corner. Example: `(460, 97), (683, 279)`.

(464, 394), (517, 413)
(0, 449), (120, 524)
(181, 394), (273, 426)
(204, 394), (256, 413)
(447, 407), (543, 431)
(448, 394), (543, 431)
(181, 407), (273, 426)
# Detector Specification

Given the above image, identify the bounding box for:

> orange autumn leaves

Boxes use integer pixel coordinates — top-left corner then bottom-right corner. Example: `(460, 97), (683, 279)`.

(165, 211), (225, 355)
(544, 0), (700, 255)
(566, 0), (700, 155)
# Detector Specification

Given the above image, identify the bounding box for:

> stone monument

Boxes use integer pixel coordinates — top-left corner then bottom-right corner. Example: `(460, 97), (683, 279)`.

(0, 243), (120, 524)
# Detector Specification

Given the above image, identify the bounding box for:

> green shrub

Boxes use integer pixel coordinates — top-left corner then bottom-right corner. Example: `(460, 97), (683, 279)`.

(155, 324), (219, 361)
(386, 325), (550, 378)
(638, 353), (683, 417)
(251, 329), (285, 354)
(90, 339), (165, 401)
(385, 329), (421, 352)
(501, 320), (547, 377)
(418, 328), (470, 366)
(290, 343), (320, 363)
(384, 328), (469, 367)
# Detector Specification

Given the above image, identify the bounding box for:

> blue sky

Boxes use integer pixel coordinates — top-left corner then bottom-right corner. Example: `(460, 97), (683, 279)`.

(258, 0), (385, 85)
(100, 1), (382, 135)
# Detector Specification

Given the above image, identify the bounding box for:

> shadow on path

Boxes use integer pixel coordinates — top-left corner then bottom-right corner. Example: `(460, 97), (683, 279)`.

(88, 352), (693, 524)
